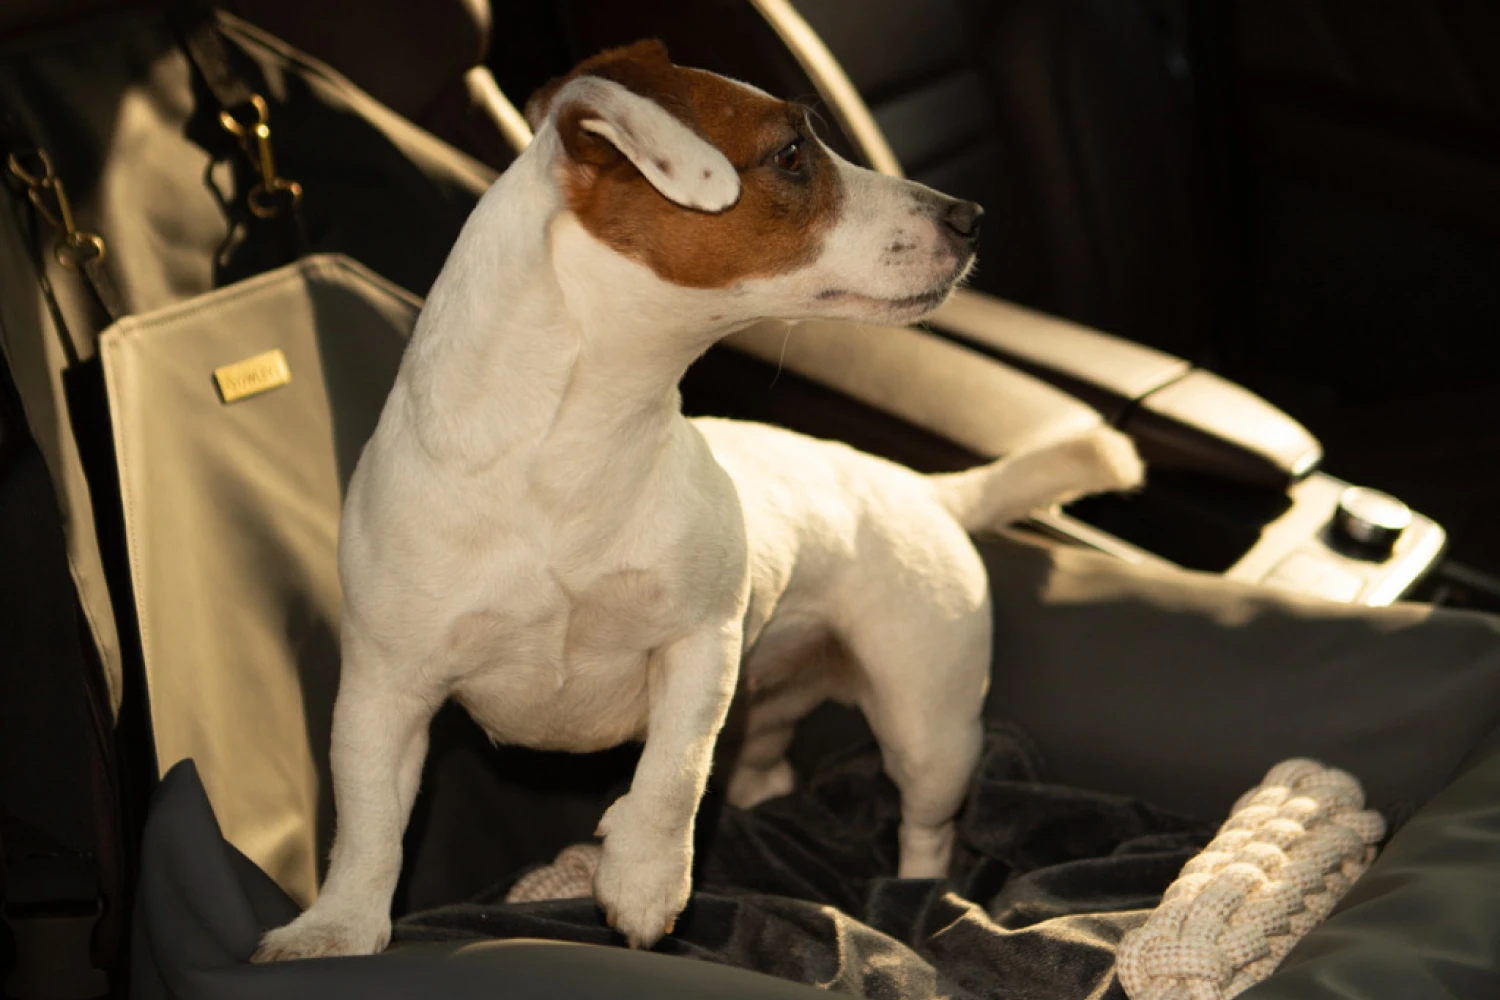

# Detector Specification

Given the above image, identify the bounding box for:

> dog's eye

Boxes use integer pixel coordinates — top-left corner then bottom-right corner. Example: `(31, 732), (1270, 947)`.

(773, 141), (805, 175)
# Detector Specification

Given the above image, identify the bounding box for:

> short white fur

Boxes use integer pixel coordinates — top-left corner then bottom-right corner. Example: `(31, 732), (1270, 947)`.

(254, 56), (1144, 961)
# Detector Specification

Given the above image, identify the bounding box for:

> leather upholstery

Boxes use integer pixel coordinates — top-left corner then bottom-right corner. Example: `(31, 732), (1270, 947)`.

(222, 0), (490, 124)
(225, 0), (516, 170)
(561, 0), (1227, 358)
(719, 317), (1105, 461)
(1, 0), (516, 171)
(0, 1), (485, 119)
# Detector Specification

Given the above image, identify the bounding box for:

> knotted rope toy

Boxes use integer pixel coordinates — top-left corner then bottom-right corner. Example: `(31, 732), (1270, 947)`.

(506, 843), (602, 903)
(1116, 759), (1387, 1000)
(508, 758), (1386, 999)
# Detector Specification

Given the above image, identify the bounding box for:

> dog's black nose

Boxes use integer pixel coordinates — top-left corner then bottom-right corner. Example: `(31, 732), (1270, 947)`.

(944, 200), (984, 244)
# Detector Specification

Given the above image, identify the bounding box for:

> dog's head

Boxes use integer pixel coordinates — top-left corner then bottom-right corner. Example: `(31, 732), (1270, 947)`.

(525, 40), (982, 328)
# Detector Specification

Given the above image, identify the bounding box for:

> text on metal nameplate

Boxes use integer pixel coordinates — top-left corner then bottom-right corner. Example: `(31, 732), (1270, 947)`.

(214, 348), (291, 403)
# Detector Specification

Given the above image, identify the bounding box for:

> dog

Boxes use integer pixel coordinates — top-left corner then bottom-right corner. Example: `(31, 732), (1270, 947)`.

(254, 39), (1143, 960)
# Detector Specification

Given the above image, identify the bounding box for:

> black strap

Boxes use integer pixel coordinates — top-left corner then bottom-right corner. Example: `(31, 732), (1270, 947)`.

(0, 361), (110, 999)
(0, 96), (118, 1000)
(170, 2), (309, 261)
(77, 256), (126, 328)
(171, 2), (257, 113)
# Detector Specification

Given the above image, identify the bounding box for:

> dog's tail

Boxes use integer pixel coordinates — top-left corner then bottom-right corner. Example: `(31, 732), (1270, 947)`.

(927, 426), (1145, 533)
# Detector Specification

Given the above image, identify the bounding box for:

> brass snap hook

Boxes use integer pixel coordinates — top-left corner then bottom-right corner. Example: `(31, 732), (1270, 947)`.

(7, 147), (55, 188)
(55, 230), (107, 268)
(219, 94), (302, 219)
(247, 176), (303, 219)
(8, 147), (108, 269)
(217, 93), (270, 139)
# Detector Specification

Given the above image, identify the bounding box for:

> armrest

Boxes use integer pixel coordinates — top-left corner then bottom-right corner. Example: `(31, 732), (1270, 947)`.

(716, 314), (1442, 605)
(721, 318), (1103, 460)
(928, 290), (1323, 490)
(716, 319), (1174, 569)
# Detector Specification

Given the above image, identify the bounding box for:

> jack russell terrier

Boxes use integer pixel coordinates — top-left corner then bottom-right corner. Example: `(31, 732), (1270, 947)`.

(255, 40), (1143, 960)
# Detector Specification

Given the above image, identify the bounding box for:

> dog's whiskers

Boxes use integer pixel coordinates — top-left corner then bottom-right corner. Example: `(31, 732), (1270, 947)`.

(770, 323), (795, 387)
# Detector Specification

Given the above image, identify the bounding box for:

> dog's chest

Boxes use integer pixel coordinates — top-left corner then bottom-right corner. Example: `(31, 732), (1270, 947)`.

(446, 565), (680, 751)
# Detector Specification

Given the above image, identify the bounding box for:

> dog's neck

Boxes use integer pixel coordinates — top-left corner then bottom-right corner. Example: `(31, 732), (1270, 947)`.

(400, 131), (746, 484)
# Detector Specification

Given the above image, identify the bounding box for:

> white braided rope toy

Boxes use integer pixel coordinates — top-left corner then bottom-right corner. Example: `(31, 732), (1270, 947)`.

(1116, 759), (1387, 1000)
(506, 843), (602, 903)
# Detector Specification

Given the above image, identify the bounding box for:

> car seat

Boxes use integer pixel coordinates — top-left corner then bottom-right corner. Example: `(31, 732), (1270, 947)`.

(3, 4), (1500, 1000)
(548, 0), (1455, 606)
(554, 0), (1226, 361)
(551, 0), (1500, 598)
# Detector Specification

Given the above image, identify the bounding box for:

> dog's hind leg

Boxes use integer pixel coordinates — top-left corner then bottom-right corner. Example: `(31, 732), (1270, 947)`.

(845, 590), (989, 879)
(726, 715), (798, 809)
(253, 634), (441, 961)
(725, 673), (833, 808)
(725, 641), (842, 808)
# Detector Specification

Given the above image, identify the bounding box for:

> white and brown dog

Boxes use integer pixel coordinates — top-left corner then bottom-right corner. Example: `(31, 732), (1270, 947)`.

(255, 41), (1143, 960)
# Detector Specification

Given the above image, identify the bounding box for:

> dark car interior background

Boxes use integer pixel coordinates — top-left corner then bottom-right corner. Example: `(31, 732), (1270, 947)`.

(3, 1), (1500, 999)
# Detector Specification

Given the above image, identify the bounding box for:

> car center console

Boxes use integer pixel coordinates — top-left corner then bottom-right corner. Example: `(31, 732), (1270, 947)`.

(1054, 469), (1446, 605)
(705, 300), (1445, 606)
(928, 291), (1325, 492)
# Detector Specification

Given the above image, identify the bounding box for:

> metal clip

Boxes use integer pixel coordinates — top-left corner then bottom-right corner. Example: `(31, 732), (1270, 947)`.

(6, 148), (108, 269)
(218, 94), (303, 219)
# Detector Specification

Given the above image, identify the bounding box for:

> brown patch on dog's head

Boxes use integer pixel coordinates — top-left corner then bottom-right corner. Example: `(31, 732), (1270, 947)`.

(526, 40), (845, 289)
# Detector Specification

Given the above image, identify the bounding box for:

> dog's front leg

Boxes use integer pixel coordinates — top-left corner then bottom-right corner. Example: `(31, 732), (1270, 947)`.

(253, 663), (439, 961)
(592, 624), (742, 949)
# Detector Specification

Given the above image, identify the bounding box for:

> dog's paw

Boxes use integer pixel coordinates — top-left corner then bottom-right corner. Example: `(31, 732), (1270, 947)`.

(251, 909), (390, 963)
(725, 758), (796, 809)
(1073, 426), (1146, 494)
(592, 796), (692, 949)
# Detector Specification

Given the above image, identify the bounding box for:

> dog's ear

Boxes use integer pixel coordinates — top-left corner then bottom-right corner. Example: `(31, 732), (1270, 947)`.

(531, 53), (741, 213)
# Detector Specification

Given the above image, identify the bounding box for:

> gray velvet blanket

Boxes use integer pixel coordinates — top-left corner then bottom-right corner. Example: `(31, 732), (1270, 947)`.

(395, 725), (1215, 999)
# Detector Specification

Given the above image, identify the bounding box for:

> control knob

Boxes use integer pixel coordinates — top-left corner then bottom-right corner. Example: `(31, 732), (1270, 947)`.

(1333, 486), (1410, 557)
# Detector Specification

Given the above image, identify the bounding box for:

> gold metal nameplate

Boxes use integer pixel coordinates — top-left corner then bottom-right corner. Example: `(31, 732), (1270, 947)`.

(214, 349), (291, 403)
